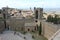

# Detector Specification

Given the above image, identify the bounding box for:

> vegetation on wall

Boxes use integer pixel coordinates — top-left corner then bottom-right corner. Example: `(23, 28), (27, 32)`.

(46, 14), (60, 24)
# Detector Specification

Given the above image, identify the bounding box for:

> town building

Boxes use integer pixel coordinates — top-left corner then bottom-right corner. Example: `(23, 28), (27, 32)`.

(0, 9), (5, 33)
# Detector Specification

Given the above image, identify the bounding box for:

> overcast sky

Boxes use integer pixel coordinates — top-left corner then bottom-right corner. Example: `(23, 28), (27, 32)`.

(0, 0), (60, 9)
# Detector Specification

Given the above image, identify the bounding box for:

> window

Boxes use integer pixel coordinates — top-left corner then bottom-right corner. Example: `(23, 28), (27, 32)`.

(19, 10), (21, 13)
(11, 14), (14, 16)
(35, 20), (38, 22)
(35, 10), (38, 19)
(28, 28), (30, 31)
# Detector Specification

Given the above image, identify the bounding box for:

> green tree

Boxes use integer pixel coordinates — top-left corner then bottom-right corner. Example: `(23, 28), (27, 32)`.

(47, 15), (53, 22)
(53, 14), (58, 24)
(47, 14), (60, 24)
(39, 22), (42, 35)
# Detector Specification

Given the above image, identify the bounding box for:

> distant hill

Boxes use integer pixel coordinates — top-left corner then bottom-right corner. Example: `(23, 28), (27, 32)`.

(44, 8), (60, 12)
(43, 8), (60, 15)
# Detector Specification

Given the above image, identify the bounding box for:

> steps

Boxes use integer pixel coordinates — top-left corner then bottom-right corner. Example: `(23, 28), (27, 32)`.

(49, 29), (60, 40)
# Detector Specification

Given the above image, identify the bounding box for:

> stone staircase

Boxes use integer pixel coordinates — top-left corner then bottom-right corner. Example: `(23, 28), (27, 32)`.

(49, 29), (60, 40)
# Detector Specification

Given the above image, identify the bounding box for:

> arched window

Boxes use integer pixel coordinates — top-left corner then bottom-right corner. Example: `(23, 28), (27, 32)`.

(35, 10), (38, 19)
(28, 28), (30, 31)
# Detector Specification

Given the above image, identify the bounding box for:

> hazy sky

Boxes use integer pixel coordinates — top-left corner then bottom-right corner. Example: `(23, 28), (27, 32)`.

(0, 0), (60, 9)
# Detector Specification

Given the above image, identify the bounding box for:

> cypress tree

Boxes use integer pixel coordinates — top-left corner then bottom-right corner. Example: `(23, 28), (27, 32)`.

(39, 22), (42, 35)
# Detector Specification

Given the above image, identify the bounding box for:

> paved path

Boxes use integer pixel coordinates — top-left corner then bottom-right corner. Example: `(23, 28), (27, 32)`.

(0, 31), (34, 40)
(0, 31), (25, 40)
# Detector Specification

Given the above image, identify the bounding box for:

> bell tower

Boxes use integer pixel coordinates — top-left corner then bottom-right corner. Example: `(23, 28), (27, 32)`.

(34, 7), (43, 20)
(34, 7), (43, 31)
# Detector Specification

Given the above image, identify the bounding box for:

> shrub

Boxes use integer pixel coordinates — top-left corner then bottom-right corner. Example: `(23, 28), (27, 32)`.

(22, 31), (27, 34)
(32, 35), (35, 39)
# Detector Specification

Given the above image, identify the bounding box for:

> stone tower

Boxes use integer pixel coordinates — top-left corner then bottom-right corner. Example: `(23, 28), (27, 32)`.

(34, 7), (43, 28)
(34, 7), (43, 20)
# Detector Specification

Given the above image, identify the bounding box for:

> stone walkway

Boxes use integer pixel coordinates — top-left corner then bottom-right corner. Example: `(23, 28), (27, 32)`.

(0, 31), (48, 40)
(31, 32), (48, 40)
(0, 31), (34, 40)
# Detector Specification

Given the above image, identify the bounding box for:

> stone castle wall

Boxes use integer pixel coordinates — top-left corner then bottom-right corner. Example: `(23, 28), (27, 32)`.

(41, 21), (60, 39)
(0, 21), (5, 33)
